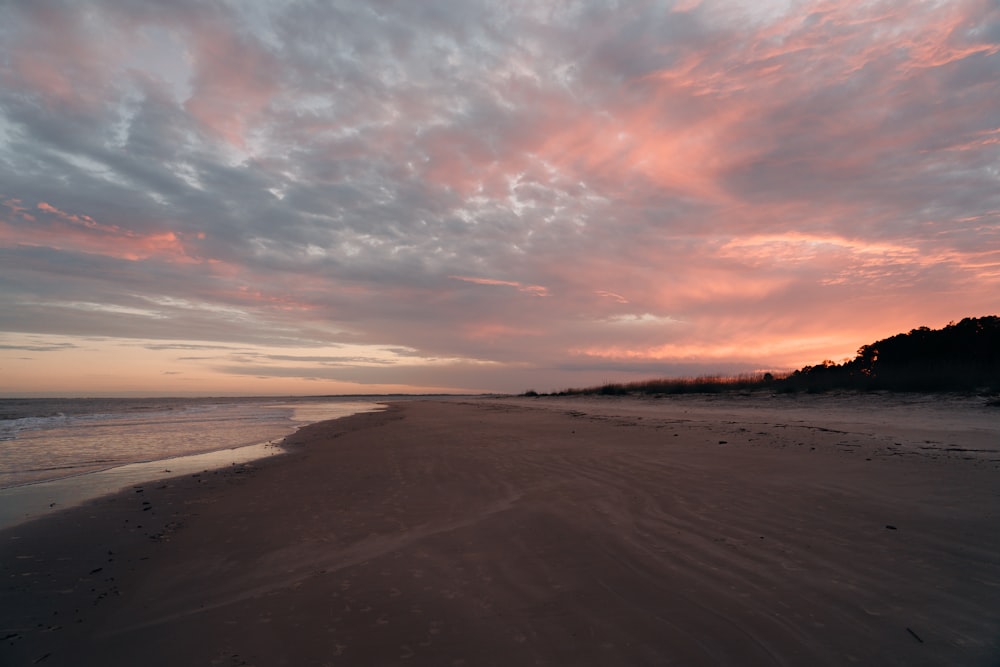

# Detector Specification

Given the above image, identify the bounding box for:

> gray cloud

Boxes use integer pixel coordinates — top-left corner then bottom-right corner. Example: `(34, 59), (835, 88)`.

(0, 343), (78, 352)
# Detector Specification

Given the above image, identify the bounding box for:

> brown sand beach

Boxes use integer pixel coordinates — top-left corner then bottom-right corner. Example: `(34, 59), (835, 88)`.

(2, 395), (998, 666)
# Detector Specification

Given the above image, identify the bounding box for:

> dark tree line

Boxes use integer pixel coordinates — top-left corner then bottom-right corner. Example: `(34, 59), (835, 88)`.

(784, 316), (1000, 392)
(533, 315), (1000, 397)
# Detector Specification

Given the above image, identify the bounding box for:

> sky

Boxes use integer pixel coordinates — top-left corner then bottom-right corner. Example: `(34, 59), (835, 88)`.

(1, 0), (998, 397)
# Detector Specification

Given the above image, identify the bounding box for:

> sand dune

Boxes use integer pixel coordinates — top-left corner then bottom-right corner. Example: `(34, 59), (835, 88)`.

(2, 396), (998, 666)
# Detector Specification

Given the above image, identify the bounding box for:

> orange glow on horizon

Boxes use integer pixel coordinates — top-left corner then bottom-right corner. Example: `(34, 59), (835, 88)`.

(0, 334), (495, 397)
(571, 334), (862, 371)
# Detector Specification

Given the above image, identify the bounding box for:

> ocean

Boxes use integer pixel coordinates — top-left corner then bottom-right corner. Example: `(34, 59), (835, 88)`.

(0, 396), (385, 529)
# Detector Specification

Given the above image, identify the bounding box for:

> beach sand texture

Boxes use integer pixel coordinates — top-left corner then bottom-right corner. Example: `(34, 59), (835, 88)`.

(2, 397), (998, 666)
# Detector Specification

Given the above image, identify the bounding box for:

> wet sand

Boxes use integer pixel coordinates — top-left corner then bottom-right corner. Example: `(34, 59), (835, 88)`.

(2, 396), (999, 666)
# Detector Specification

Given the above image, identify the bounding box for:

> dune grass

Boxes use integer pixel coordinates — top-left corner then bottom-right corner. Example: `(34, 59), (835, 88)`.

(533, 373), (781, 397)
(527, 365), (998, 397)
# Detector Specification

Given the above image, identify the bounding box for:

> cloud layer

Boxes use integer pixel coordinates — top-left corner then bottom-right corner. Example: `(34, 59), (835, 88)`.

(1, 0), (998, 394)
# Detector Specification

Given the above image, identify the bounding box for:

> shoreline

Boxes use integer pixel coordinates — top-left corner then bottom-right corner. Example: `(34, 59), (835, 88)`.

(2, 397), (998, 666)
(0, 399), (389, 529)
(0, 438), (288, 531)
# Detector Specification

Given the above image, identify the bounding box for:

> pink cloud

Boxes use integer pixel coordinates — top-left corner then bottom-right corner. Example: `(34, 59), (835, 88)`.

(37, 202), (122, 234)
(1, 198), (36, 222)
(183, 25), (281, 149)
(0, 6), (125, 115)
(1, 201), (201, 264)
(231, 286), (319, 312)
(595, 290), (629, 304)
(461, 322), (544, 343)
(3, 3), (282, 150)
(315, 0), (998, 227)
(450, 275), (550, 297)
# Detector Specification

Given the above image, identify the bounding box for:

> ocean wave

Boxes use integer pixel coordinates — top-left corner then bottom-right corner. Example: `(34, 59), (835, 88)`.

(0, 413), (70, 440)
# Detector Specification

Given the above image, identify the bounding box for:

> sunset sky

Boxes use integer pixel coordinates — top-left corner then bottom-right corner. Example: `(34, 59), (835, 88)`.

(1, 0), (998, 396)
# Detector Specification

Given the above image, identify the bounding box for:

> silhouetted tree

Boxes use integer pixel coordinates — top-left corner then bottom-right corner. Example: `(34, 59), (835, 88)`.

(789, 316), (1000, 391)
(561, 316), (999, 396)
